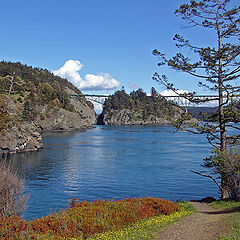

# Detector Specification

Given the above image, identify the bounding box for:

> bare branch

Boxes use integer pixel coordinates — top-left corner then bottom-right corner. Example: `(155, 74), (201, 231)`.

(191, 171), (222, 191)
(225, 124), (240, 130)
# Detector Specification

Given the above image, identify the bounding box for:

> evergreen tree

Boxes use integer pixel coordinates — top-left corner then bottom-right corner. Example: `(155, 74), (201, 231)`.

(151, 87), (158, 97)
(0, 94), (11, 132)
(153, 0), (240, 199)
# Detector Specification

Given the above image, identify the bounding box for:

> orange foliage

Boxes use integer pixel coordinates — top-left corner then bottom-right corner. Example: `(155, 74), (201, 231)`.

(0, 197), (180, 239)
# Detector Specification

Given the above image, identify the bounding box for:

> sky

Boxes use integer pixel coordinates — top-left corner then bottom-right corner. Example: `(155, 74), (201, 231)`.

(0, 0), (226, 97)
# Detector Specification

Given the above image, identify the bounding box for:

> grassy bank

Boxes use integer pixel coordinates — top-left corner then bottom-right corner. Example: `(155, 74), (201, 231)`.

(210, 201), (240, 240)
(0, 198), (193, 240)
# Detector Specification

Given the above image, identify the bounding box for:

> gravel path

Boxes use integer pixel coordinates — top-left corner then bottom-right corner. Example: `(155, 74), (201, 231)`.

(155, 202), (233, 240)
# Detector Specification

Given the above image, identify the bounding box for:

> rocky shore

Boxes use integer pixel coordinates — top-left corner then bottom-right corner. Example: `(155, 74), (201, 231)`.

(0, 124), (42, 154)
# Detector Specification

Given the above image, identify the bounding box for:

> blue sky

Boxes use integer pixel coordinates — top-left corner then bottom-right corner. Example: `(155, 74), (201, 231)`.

(1, 0), (219, 95)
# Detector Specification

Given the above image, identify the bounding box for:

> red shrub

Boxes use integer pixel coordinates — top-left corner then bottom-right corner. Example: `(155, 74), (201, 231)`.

(0, 197), (180, 239)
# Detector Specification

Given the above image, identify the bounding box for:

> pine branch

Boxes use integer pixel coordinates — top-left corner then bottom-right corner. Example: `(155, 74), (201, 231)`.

(191, 171), (222, 191)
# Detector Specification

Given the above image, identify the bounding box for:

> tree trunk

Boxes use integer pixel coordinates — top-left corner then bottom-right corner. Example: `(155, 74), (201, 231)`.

(221, 178), (230, 199)
(8, 76), (13, 98)
(219, 74), (229, 199)
(217, 1), (229, 199)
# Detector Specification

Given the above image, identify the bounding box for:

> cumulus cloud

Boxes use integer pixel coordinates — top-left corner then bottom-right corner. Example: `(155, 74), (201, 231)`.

(52, 60), (120, 91)
(82, 73), (120, 91)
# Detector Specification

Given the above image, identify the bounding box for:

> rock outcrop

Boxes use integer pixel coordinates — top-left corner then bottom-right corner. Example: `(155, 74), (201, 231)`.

(34, 107), (95, 131)
(99, 107), (184, 126)
(98, 89), (197, 126)
(65, 87), (96, 126)
(32, 87), (96, 131)
(0, 125), (42, 154)
(1, 99), (96, 154)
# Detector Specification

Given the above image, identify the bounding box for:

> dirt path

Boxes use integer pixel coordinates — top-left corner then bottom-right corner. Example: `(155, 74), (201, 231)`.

(155, 202), (234, 240)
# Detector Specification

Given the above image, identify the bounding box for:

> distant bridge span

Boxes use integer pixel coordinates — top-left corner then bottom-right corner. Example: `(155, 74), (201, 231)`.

(69, 94), (222, 106)
(69, 94), (110, 104)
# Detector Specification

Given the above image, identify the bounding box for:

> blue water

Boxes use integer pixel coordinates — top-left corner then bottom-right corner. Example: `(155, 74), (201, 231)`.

(3, 125), (218, 220)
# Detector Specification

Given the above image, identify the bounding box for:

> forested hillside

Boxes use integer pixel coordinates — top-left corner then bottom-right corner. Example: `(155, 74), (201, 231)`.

(0, 61), (96, 154)
(0, 61), (83, 113)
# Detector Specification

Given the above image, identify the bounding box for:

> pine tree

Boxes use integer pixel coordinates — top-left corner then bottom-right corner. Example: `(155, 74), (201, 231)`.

(153, 0), (240, 199)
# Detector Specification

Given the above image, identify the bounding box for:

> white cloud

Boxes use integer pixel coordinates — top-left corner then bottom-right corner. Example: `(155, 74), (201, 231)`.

(160, 89), (190, 106)
(83, 73), (120, 91)
(52, 60), (83, 87)
(52, 60), (121, 91)
(160, 89), (189, 97)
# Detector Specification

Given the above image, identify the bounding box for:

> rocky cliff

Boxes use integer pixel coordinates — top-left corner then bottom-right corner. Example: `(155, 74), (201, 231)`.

(100, 107), (183, 126)
(33, 87), (96, 131)
(0, 61), (96, 154)
(0, 124), (42, 154)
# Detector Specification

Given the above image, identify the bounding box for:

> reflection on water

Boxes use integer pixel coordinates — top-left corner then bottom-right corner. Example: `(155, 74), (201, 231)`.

(2, 125), (218, 220)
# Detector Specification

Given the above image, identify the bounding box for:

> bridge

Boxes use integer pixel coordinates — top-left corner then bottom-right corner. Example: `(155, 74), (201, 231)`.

(69, 94), (222, 107)
(69, 94), (110, 105)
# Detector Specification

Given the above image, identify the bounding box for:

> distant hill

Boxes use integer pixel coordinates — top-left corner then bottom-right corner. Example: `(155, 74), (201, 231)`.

(0, 61), (96, 154)
(188, 107), (218, 120)
(188, 102), (240, 122)
(98, 88), (194, 125)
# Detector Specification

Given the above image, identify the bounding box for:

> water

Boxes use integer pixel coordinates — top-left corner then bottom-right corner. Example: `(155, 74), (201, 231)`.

(2, 125), (218, 220)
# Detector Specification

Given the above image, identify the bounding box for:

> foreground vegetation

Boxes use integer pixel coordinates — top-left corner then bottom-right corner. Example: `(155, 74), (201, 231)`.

(0, 198), (193, 240)
(211, 201), (240, 240)
(89, 201), (193, 240)
(0, 162), (27, 218)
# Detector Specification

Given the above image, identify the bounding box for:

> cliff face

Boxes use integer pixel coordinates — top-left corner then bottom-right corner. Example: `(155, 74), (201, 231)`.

(100, 107), (183, 126)
(65, 87), (96, 127)
(34, 106), (95, 131)
(33, 87), (96, 131)
(0, 124), (42, 154)
(0, 61), (96, 154)
(0, 102), (96, 154)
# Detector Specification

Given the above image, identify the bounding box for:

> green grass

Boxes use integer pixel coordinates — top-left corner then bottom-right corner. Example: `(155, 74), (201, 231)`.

(210, 200), (240, 210)
(210, 200), (240, 240)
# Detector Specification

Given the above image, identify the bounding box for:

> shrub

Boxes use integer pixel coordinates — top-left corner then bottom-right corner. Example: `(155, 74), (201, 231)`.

(0, 162), (27, 217)
(204, 148), (240, 200)
(0, 197), (181, 239)
(29, 197), (180, 239)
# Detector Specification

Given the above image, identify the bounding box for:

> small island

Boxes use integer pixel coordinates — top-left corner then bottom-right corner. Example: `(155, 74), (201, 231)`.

(98, 88), (191, 126)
